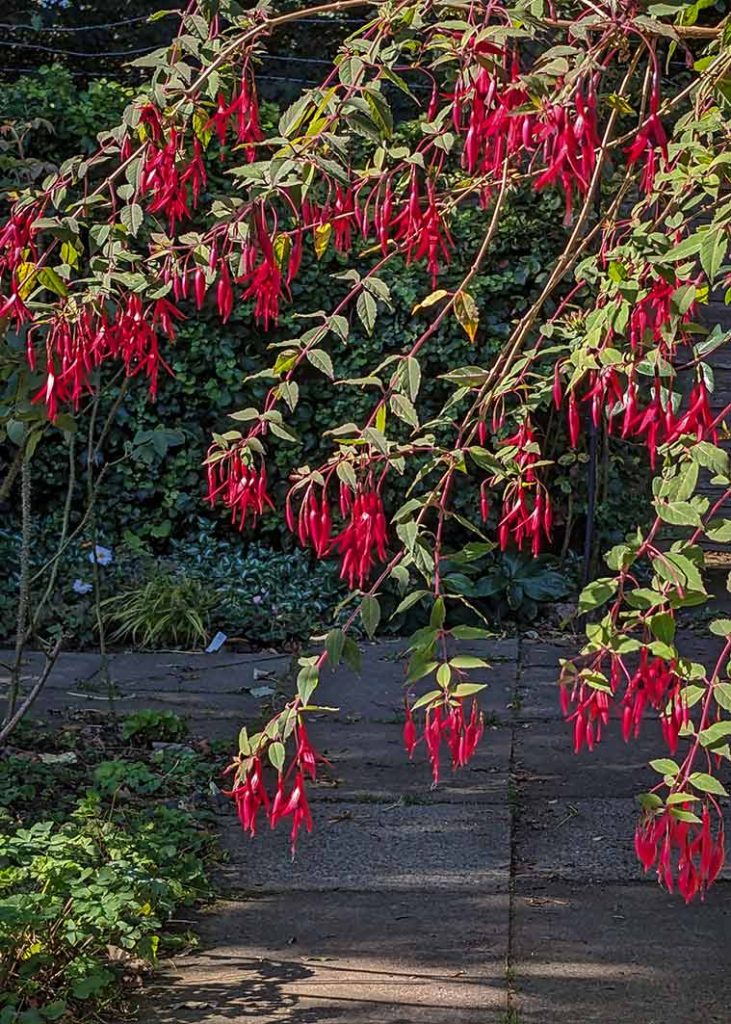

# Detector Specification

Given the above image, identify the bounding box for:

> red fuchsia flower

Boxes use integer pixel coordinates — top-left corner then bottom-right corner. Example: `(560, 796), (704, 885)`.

(29, 292), (177, 419)
(496, 420), (552, 554)
(560, 654), (624, 753)
(216, 257), (234, 322)
(534, 86), (600, 223)
(138, 102), (164, 144)
(234, 66), (263, 155)
(334, 186), (357, 254)
(205, 443), (274, 529)
(580, 365), (626, 431)
(635, 803), (725, 902)
(286, 483), (332, 557)
(392, 168), (453, 285)
(109, 293), (176, 399)
(622, 376), (716, 468)
(622, 651), (687, 748)
(295, 720), (326, 780)
(229, 756), (270, 837)
(369, 177), (396, 255)
(332, 484), (388, 589)
(403, 701), (418, 758)
(0, 205), (39, 285)
(454, 44), (535, 185)
(562, 678), (612, 753)
(234, 207), (287, 330)
(226, 718), (325, 854)
(208, 67), (263, 156)
(629, 277), (676, 351)
(0, 288), (33, 334)
(140, 129), (207, 233)
(417, 698), (485, 786)
(625, 86), (669, 194)
(270, 770), (314, 854)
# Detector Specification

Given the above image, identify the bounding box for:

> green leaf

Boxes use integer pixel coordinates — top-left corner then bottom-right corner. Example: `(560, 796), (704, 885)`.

(449, 655), (489, 669)
(297, 664), (319, 705)
(450, 625), (494, 640)
(650, 612), (676, 645)
(713, 683), (731, 712)
(452, 682), (487, 697)
(268, 741), (286, 772)
(649, 758), (680, 776)
(342, 636), (361, 673)
(356, 290), (377, 335)
(699, 721), (731, 747)
(390, 393), (419, 429)
(706, 520), (731, 543)
(578, 577), (618, 614)
(360, 595), (380, 638)
(325, 628), (345, 668)
(699, 227), (727, 283)
(120, 202), (144, 237)
(709, 618), (731, 637)
(392, 589), (428, 616)
(656, 501), (703, 527)
(430, 597), (445, 629)
(37, 267), (68, 297)
(306, 348), (334, 378)
(689, 772), (728, 796)
(405, 356), (422, 401)
(437, 661), (452, 686)
(411, 688), (441, 710)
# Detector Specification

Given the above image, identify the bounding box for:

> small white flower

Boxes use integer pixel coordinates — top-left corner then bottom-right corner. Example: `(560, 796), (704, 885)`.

(73, 579), (93, 595)
(252, 594), (263, 605)
(88, 545), (113, 566)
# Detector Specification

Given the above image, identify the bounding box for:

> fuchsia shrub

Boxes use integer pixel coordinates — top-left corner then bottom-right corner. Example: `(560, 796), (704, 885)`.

(2, 0), (731, 899)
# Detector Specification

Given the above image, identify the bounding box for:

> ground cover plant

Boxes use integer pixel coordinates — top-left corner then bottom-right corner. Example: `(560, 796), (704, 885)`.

(2, 0), (731, 907)
(0, 711), (219, 1022)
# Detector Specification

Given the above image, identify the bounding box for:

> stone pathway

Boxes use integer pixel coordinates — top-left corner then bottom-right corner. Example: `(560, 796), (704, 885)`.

(5, 636), (731, 1023)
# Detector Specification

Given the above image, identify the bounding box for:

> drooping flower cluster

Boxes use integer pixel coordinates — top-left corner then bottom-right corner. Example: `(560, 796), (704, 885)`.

(453, 45), (535, 184)
(227, 720), (322, 854)
(561, 651), (689, 755)
(534, 87), (601, 222)
(625, 85), (669, 193)
(334, 485), (388, 588)
(205, 442), (274, 529)
(287, 477), (388, 589)
(622, 651), (687, 752)
(136, 107), (207, 233)
(635, 804), (724, 902)
(392, 169), (454, 285)
(404, 698), (484, 786)
(208, 64), (263, 158)
(555, 278), (715, 467)
(28, 294), (180, 419)
(493, 419), (552, 554)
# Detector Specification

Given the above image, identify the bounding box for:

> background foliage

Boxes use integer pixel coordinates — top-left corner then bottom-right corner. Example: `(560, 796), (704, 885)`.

(0, 64), (651, 648)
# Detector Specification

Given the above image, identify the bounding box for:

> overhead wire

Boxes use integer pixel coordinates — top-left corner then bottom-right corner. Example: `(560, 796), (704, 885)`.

(0, 15), (163, 32)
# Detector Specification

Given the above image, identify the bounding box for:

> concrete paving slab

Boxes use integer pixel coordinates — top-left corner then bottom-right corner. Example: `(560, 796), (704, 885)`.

(512, 881), (731, 1024)
(141, 890), (509, 1024)
(520, 639), (574, 670)
(316, 651), (517, 725)
(217, 802), (511, 894)
(514, 796), (643, 883)
(307, 719), (510, 805)
(513, 717), (665, 799)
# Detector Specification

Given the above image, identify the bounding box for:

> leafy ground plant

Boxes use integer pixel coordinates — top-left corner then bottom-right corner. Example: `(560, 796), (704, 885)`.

(102, 573), (216, 649)
(0, 714), (219, 1022)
